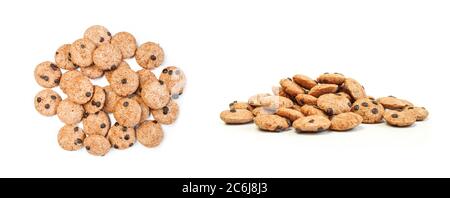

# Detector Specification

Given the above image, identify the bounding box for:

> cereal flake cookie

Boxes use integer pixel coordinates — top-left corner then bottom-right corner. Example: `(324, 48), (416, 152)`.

(383, 110), (416, 127)
(105, 61), (130, 83)
(111, 32), (137, 59)
(293, 115), (331, 133)
(55, 44), (78, 70)
(293, 74), (317, 89)
(351, 98), (385, 124)
(83, 85), (106, 114)
(34, 61), (61, 88)
(65, 75), (94, 104)
(159, 66), (186, 97)
(229, 101), (254, 111)
(84, 135), (111, 156)
(108, 122), (136, 150)
(57, 125), (85, 151)
(330, 112), (363, 131)
(93, 43), (122, 71)
(113, 98), (142, 127)
(137, 120), (164, 148)
(103, 85), (122, 113)
(341, 78), (366, 100)
(248, 93), (271, 107)
(137, 69), (158, 89)
(376, 96), (411, 110)
(295, 94), (318, 106)
(70, 38), (96, 68)
(276, 107), (304, 122)
(317, 73), (345, 85)
(141, 80), (171, 109)
(110, 67), (139, 96)
(136, 42), (165, 70)
(403, 106), (429, 121)
(220, 109), (254, 124)
(317, 93), (352, 115)
(151, 100), (179, 125)
(60, 70), (83, 93)
(82, 111), (111, 136)
(254, 114), (290, 132)
(83, 25), (111, 46)
(300, 104), (328, 118)
(57, 99), (84, 125)
(80, 65), (104, 79)
(279, 78), (305, 96)
(34, 89), (62, 116)
(308, 84), (338, 98)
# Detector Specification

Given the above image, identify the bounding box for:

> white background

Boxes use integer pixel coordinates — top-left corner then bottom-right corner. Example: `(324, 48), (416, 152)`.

(0, 0), (448, 178)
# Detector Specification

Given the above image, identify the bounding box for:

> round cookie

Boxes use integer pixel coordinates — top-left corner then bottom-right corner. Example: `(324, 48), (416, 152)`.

(113, 98), (142, 127)
(293, 74), (317, 90)
(141, 80), (170, 109)
(151, 100), (179, 125)
(110, 67), (139, 96)
(259, 96), (294, 109)
(136, 120), (164, 148)
(57, 99), (84, 125)
(383, 110), (416, 127)
(65, 75), (94, 104)
(60, 70), (83, 93)
(55, 44), (78, 70)
(84, 135), (111, 156)
(111, 32), (137, 59)
(252, 107), (277, 116)
(272, 86), (289, 98)
(317, 73), (345, 85)
(80, 65), (104, 79)
(403, 106), (429, 121)
(135, 42), (165, 70)
(69, 38), (96, 68)
(293, 115), (331, 133)
(83, 86), (106, 114)
(330, 112), (363, 131)
(137, 69), (158, 89)
(341, 78), (367, 100)
(106, 61), (130, 83)
(295, 94), (318, 106)
(376, 96), (410, 110)
(93, 43), (122, 71)
(82, 111), (110, 136)
(254, 114), (290, 132)
(34, 61), (61, 88)
(317, 93), (352, 115)
(279, 78), (305, 96)
(220, 109), (254, 124)
(57, 125), (86, 151)
(103, 85), (122, 113)
(129, 94), (151, 123)
(276, 107), (304, 122)
(308, 84), (338, 98)
(83, 25), (111, 46)
(107, 122), (136, 150)
(351, 98), (385, 124)
(229, 101), (254, 111)
(34, 89), (62, 116)
(159, 66), (186, 97)
(248, 93), (272, 107)
(300, 104), (328, 118)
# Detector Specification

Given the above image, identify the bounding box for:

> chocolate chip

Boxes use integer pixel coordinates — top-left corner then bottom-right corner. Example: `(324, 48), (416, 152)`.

(371, 108), (379, 114)
(85, 92), (92, 97)
(348, 102), (352, 107)
(74, 127), (79, 132)
(318, 127), (324, 131)
(408, 107), (414, 110)
(172, 94), (179, 99)
(326, 108), (334, 115)
(372, 101), (378, 105)
(353, 105), (359, 111)
(44, 104), (50, 109)
(175, 70), (181, 75)
(107, 32), (111, 37)
(152, 120), (158, 124)
(100, 123), (106, 128)
(230, 109), (237, 113)
(179, 92), (183, 96)
(150, 55), (157, 61)
(55, 51), (59, 55)
(83, 112), (89, 118)
(86, 146), (90, 150)
(388, 95), (396, 98)
(91, 100), (97, 105)
(36, 97), (42, 103)
(110, 64), (117, 70)
(162, 69), (168, 73)
(96, 102), (101, 107)
(362, 102), (369, 107)
(298, 99), (304, 106)
(114, 122), (119, 126)
(99, 37), (104, 43)
(113, 144), (119, 149)
(54, 79), (60, 84)
(129, 143), (134, 147)
(124, 134), (130, 140)
(168, 70), (173, 75)
(121, 78), (127, 84)
(391, 113), (399, 118)
(40, 75), (49, 81)
(122, 127), (127, 132)
(80, 44), (85, 49)
(309, 119), (315, 123)
(158, 80), (164, 85)
(50, 63), (58, 71)
(75, 138), (82, 145)
(68, 53), (71, 57)
(162, 106), (169, 115)
(123, 101), (129, 107)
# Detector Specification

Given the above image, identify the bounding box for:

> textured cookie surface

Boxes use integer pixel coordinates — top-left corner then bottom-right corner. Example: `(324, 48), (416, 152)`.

(351, 98), (384, 124)
(276, 107), (304, 122)
(229, 101), (254, 111)
(84, 25), (111, 46)
(57, 99), (84, 125)
(141, 80), (171, 109)
(220, 109), (254, 124)
(80, 65), (104, 79)
(70, 38), (96, 68)
(108, 122), (136, 150)
(151, 100), (179, 125)
(159, 66), (186, 97)
(35, 89), (61, 116)
(111, 32), (137, 59)
(293, 115), (331, 133)
(93, 43), (122, 71)
(57, 125), (85, 151)
(403, 106), (428, 121)
(84, 135), (111, 156)
(83, 85), (106, 114)
(113, 98), (142, 127)
(110, 67), (139, 96)
(317, 73), (345, 85)
(300, 105), (328, 117)
(330, 112), (363, 131)
(55, 44), (77, 70)
(82, 111), (110, 136)
(34, 61), (61, 88)
(317, 93), (352, 115)
(342, 78), (366, 100)
(279, 78), (304, 96)
(60, 70), (83, 93)
(136, 120), (164, 148)
(135, 42), (164, 70)
(295, 94), (318, 106)
(103, 85), (122, 113)
(65, 75), (94, 104)
(254, 114), (290, 132)
(293, 74), (317, 90)
(308, 84), (338, 97)
(383, 110), (416, 127)
(376, 96), (410, 110)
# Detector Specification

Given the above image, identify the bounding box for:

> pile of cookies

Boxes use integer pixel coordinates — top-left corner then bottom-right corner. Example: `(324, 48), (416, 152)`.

(34, 25), (186, 156)
(220, 73), (428, 132)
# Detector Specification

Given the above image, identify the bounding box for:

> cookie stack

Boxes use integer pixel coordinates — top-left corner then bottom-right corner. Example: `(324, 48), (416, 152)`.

(34, 25), (186, 156)
(220, 73), (428, 132)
